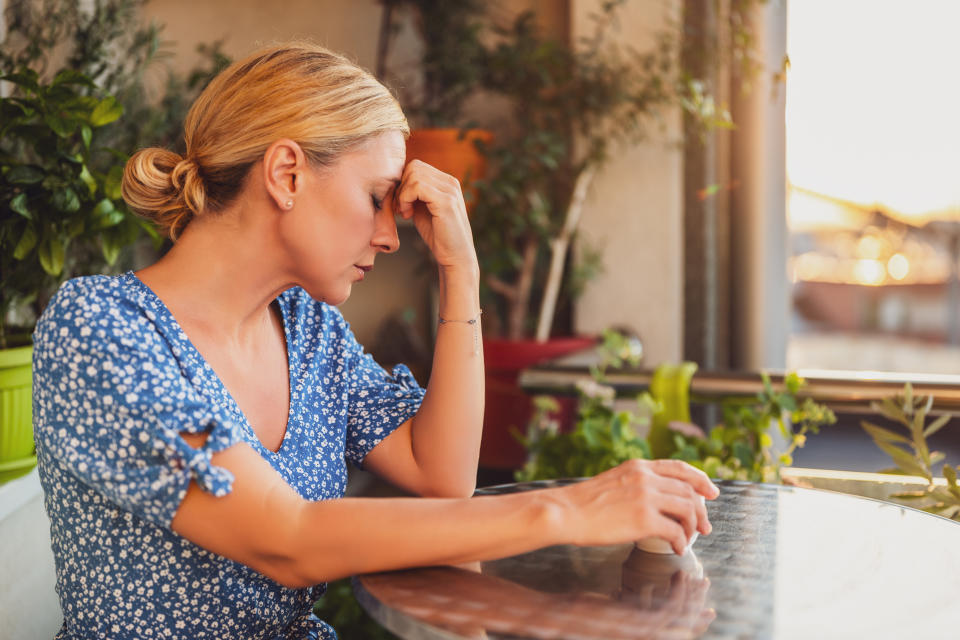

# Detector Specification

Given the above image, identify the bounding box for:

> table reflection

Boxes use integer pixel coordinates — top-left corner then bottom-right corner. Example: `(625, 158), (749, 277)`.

(359, 546), (713, 640)
(355, 480), (960, 639)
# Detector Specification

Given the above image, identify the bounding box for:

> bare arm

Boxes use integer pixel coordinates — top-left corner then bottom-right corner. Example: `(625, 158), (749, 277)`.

(173, 436), (557, 588)
(364, 161), (484, 497)
(173, 433), (718, 589)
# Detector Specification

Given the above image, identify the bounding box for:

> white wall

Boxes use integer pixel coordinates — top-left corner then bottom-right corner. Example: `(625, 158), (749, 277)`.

(571, 0), (685, 366)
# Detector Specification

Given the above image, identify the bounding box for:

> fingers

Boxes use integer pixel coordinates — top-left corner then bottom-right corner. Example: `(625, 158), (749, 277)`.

(395, 159), (464, 219)
(649, 459), (720, 500)
(648, 510), (689, 556)
(652, 495), (698, 551)
(652, 475), (712, 536)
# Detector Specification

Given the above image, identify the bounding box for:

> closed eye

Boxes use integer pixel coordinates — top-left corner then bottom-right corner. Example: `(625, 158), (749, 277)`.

(371, 195), (383, 211)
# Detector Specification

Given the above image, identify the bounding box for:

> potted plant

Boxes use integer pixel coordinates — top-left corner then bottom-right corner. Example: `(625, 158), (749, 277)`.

(0, 0), (227, 483)
(375, 0), (491, 207)
(0, 66), (141, 481)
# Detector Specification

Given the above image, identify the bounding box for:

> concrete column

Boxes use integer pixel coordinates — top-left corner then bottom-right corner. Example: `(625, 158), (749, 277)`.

(729, 0), (789, 370)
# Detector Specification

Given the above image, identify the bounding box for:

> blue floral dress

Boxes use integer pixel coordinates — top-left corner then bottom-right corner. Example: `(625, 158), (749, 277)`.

(32, 272), (425, 639)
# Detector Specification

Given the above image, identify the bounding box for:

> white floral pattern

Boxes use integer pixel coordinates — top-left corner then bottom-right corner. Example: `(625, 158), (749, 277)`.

(32, 272), (425, 639)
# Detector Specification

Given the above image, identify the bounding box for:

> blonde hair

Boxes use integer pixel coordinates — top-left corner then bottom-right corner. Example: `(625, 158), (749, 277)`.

(122, 42), (409, 240)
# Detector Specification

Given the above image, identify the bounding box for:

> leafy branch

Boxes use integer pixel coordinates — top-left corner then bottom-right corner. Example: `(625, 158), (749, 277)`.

(862, 384), (960, 520)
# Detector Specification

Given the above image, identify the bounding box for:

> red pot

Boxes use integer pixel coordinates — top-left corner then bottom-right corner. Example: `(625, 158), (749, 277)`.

(481, 336), (596, 470)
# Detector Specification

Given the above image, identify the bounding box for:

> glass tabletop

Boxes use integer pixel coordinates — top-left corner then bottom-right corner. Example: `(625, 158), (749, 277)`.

(354, 480), (960, 639)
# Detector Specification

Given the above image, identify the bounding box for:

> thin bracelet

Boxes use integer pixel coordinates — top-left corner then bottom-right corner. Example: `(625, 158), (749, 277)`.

(438, 310), (482, 355)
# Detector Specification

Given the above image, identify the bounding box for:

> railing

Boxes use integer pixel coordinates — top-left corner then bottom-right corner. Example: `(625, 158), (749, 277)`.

(519, 356), (960, 413)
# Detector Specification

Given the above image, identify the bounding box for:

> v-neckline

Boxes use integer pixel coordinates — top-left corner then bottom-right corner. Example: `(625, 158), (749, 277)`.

(125, 271), (295, 456)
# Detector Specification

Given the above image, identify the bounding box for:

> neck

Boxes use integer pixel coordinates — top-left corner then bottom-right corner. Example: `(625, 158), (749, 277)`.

(135, 206), (293, 345)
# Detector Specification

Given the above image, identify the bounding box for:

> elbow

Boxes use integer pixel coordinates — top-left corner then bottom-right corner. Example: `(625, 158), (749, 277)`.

(264, 553), (334, 590)
(252, 553), (315, 590)
(273, 570), (313, 590)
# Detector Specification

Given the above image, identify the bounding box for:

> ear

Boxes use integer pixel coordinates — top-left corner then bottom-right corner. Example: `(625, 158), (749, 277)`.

(263, 139), (307, 211)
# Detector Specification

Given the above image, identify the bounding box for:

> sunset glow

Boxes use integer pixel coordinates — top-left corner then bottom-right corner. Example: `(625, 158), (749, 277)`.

(786, 0), (960, 227)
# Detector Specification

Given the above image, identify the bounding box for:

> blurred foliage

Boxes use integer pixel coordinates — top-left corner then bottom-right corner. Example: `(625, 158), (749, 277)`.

(472, 0), (762, 339)
(0, 0), (228, 345)
(670, 372), (836, 483)
(377, 0), (487, 128)
(517, 330), (836, 483)
(515, 392), (655, 482)
(863, 384), (960, 520)
(473, 3), (689, 338)
(516, 329), (652, 481)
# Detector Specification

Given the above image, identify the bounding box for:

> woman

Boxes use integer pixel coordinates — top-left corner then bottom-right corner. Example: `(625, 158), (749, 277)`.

(32, 43), (718, 639)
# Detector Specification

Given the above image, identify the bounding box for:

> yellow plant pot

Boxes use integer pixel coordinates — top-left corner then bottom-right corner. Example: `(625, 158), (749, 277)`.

(0, 345), (35, 482)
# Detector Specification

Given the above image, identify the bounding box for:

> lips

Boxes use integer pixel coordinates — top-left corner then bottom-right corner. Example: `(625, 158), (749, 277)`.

(355, 264), (373, 272)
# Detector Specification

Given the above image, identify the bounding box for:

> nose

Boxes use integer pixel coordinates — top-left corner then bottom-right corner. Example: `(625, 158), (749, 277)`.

(372, 203), (400, 254)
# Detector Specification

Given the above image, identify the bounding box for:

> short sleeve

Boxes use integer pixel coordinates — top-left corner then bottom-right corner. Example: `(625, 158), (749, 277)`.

(338, 315), (426, 468)
(32, 280), (243, 529)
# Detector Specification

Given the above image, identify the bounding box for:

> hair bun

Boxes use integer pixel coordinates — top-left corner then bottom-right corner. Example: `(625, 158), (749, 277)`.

(122, 148), (206, 240)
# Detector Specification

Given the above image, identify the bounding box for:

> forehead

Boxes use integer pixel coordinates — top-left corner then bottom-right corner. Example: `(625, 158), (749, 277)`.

(340, 131), (406, 180)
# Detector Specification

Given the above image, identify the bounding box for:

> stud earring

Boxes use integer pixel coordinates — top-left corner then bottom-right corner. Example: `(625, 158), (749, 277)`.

(284, 199), (294, 209)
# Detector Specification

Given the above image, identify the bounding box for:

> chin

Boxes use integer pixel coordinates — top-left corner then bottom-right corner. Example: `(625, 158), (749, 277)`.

(299, 281), (352, 306)
(323, 284), (353, 306)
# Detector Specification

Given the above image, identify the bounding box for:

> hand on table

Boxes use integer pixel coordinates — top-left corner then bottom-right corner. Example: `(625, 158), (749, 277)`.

(551, 459), (720, 555)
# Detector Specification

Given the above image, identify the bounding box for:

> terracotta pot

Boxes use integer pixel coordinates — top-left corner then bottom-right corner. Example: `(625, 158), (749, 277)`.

(405, 128), (492, 213)
(481, 336), (596, 470)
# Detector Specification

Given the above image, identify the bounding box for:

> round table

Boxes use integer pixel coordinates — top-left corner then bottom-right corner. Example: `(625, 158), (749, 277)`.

(354, 480), (960, 639)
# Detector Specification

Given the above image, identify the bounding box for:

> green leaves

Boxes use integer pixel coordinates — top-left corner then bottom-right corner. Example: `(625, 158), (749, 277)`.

(924, 414), (951, 439)
(10, 193), (32, 219)
(44, 112), (75, 138)
(863, 385), (960, 521)
(80, 124), (93, 149)
(37, 234), (66, 276)
(7, 165), (45, 184)
(90, 96), (123, 127)
(1, 69), (39, 90)
(515, 384), (653, 482)
(13, 225), (38, 260)
(1, 64), (147, 319)
(51, 69), (96, 89)
(104, 165), (124, 200)
(667, 372), (834, 483)
(517, 356), (835, 485)
(51, 187), (81, 213)
(862, 421), (912, 447)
